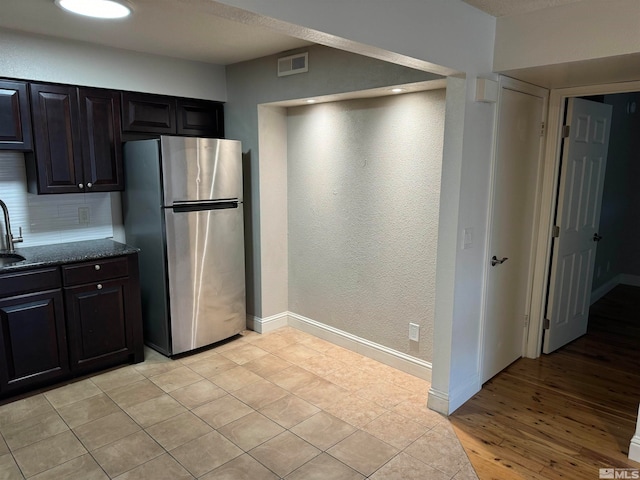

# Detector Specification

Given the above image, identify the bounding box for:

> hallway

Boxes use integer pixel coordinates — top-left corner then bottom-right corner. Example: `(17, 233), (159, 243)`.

(451, 284), (640, 479)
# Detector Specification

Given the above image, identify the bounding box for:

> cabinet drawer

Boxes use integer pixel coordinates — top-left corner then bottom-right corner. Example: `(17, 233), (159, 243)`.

(0, 268), (60, 297)
(62, 256), (129, 286)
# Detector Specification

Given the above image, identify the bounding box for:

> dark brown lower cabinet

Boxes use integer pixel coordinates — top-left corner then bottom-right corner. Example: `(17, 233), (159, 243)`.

(62, 254), (144, 373)
(0, 254), (143, 398)
(0, 289), (69, 394)
(65, 277), (134, 372)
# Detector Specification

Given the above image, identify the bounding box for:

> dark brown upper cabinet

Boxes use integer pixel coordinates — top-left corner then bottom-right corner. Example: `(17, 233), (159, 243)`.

(78, 88), (124, 192)
(177, 98), (224, 137)
(0, 79), (33, 151)
(121, 91), (176, 134)
(122, 91), (224, 138)
(27, 84), (123, 194)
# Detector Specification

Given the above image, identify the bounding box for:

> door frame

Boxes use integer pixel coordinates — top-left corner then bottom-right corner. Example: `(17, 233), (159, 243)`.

(479, 75), (549, 382)
(526, 79), (640, 358)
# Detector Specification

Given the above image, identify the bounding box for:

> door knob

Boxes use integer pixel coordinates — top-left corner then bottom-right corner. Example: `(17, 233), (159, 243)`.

(491, 256), (509, 266)
(593, 233), (603, 242)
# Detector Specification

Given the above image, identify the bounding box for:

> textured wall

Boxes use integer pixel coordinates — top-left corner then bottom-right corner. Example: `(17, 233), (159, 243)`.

(287, 90), (445, 362)
(225, 43), (443, 318)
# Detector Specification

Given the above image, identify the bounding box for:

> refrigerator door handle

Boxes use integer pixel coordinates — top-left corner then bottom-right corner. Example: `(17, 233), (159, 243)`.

(172, 199), (239, 212)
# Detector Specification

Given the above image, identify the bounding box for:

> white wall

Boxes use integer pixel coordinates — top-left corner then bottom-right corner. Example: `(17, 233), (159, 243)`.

(0, 28), (227, 100)
(257, 105), (289, 316)
(428, 77), (496, 413)
(494, 0), (640, 72)
(287, 90), (445, 363)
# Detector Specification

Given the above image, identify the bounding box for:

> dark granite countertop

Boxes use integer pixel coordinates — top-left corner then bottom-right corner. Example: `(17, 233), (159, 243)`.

(0, 238), (139, 273)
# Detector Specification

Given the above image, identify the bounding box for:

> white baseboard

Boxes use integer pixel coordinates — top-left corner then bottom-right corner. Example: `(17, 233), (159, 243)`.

(630, 435), (640, 463)
(630, 405), (640, 462)
(591, 273), (640, 305)
(427, 387), (449, 415)
(591, 275), (620, 305)
(427, 375), (480, 416)
(250, 311), (432, 382)
(447, 374), (481, 414)
(246, 312), (289, 334)
(620, 274), (640, 288)
(287, 312), (432, 382)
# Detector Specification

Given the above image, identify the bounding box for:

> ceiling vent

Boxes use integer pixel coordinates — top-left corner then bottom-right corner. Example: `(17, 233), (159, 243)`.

(277, 52), (308, 77)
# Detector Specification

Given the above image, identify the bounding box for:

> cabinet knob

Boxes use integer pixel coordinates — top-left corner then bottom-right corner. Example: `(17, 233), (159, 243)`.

(94, 264), (101, 271)
(87, 182), (93, 188)
(78, 183), (84, 189)
(97, 284), (103, 290)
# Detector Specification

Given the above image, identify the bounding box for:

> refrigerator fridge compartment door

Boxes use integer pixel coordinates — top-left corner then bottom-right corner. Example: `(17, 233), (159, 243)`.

(164, 205), (246, 355)
(160, 136), (243, 205)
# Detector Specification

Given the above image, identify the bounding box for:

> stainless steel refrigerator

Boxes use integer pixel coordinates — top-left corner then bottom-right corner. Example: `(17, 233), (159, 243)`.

(122, 136), (246, 356)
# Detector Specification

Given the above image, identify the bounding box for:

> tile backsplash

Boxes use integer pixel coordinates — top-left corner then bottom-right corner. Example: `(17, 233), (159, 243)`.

(0, 152), (115, 249)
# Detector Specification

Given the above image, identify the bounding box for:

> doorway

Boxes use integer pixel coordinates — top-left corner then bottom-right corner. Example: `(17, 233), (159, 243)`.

(527, 80), (640, 359)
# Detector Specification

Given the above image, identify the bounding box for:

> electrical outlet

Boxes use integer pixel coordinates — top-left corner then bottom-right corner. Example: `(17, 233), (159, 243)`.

(409, 323), (420, 342)
(78, 207), (90, 225)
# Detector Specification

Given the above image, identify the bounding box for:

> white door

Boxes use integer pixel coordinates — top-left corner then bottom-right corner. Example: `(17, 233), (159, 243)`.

(543, 98), (612, 354)
(482, 80), (547, 383)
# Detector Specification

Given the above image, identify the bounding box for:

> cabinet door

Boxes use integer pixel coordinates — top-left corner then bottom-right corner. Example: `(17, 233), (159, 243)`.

(0, 290), (69, 393)
(0, 79), (33, 151)
(121, 92), (176, 134)
(78, 88), (124, 191)
(176, 98), (224, 137)
(28, 83), (83, 194)
(65, 277), (133, 372)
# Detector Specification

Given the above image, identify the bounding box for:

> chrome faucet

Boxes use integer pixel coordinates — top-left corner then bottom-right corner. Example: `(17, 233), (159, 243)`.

(0, 199), (23, 252)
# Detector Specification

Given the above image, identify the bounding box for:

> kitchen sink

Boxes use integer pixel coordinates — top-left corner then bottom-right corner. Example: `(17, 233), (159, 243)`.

(0, 252), (25, 267)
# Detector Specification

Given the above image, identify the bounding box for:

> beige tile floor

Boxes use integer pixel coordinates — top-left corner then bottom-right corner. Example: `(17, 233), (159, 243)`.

(0, 326), (477, 479)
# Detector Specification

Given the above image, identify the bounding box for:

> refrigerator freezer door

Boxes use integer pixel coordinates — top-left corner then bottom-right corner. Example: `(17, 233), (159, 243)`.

(164, 205), (246, 354)
(160, 136), (243, 205)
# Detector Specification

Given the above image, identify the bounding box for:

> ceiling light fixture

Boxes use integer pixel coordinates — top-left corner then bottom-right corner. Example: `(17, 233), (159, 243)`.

(391, 88), (405, 94)
(55, 0), (132, 19)
(306, 99), (316, 104)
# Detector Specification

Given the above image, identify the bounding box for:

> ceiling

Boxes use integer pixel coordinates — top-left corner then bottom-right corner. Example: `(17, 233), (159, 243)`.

(0, 0), (592, 74)
(0, 0), (312, 65)
(461, 0), (585, 17)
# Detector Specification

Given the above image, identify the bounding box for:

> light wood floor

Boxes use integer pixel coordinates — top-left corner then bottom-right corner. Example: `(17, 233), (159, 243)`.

(451, 284), (640, 480)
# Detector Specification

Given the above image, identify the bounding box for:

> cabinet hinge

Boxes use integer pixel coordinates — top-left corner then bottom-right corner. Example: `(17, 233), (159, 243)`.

(552, 225), (560, 238)
(543, 318), (550, 330)
(562, 125), (570, 138)
(540, 122), (546, 137)
(524, 314), (529, 328)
